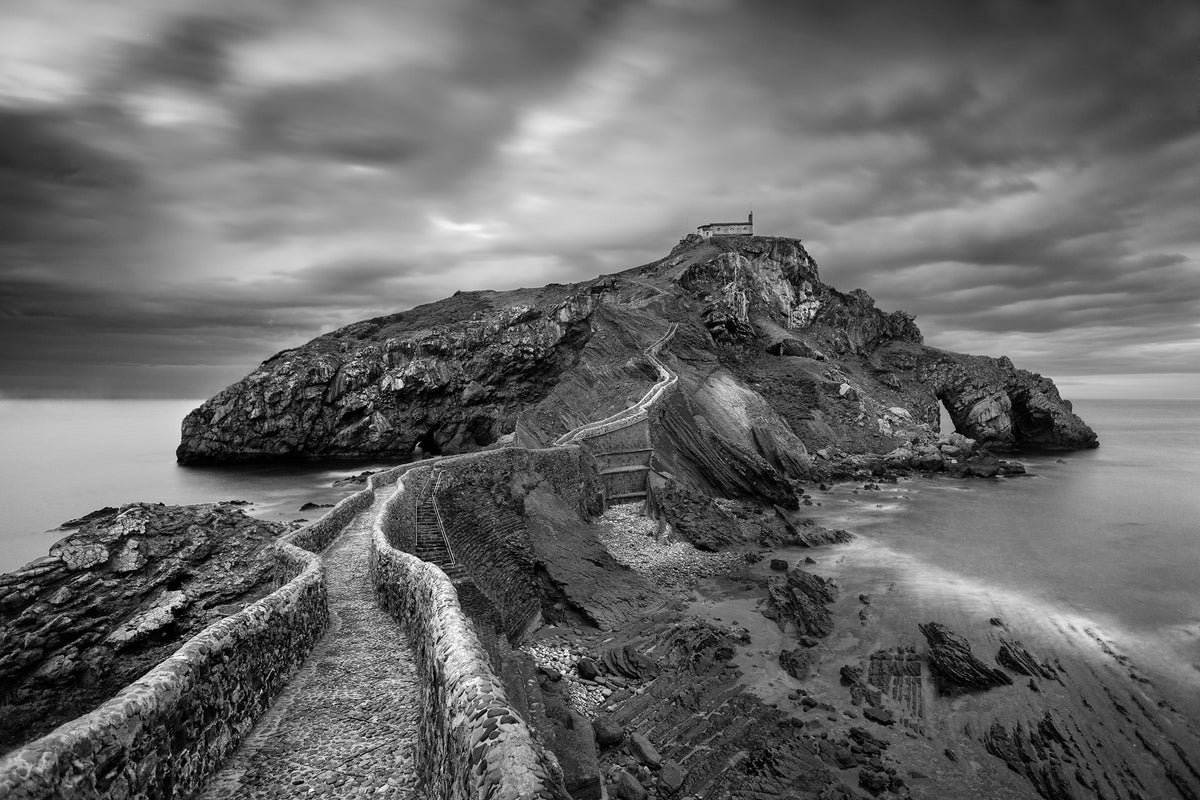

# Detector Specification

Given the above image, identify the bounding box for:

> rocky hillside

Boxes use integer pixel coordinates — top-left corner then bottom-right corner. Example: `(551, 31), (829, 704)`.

(178, 234), (1096, 498)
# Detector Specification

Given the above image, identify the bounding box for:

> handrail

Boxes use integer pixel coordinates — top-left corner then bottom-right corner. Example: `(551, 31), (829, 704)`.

(554, 323), (679, 446)
(429, 470), (457, 566)
(410, 470), (427, 553)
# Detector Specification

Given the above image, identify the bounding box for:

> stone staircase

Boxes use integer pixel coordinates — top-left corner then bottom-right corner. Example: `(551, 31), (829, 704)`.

(594, 447), (653, 503)
(412, 470), (469, 581)
(555, 324), (679, 507)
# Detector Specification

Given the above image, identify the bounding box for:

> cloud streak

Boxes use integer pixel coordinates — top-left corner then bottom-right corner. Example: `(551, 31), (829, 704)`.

(0, 0), (1197, 398)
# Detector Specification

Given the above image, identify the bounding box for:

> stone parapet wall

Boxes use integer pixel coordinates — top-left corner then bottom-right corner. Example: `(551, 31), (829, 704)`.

(390, 448), (589, 643)
(0, 471), (408, 800)
(582, 422), (652, 458)
(439, 492), (538, 642)
(284, 483), (375, 554)
(370, 479), (567, 800)
(0, 539), (328, 800)
(553, 324), (678, 447)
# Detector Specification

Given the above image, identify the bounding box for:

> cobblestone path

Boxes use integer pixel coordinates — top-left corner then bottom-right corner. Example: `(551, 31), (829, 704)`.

(196, 486), (420, 799)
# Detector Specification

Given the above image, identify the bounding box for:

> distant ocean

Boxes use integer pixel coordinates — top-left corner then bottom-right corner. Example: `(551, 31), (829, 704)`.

(1, 398), (1197, 680)
(0, 399), (400, 574)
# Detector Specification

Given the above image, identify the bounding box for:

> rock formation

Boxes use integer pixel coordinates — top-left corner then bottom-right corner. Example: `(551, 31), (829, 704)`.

(0, 503), (285, 751)
(919, 621), (1014, 694)
(765, 567), (838, 638)
(178, 234), (1097, 490)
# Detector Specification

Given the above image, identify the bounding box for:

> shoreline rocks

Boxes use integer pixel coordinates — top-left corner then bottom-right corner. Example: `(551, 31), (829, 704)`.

(919, 621), (1013, 694)
(0, 502), (285, 751)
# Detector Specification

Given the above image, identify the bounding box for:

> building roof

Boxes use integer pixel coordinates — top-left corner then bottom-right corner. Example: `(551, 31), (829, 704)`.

(698, 221), (752, 228)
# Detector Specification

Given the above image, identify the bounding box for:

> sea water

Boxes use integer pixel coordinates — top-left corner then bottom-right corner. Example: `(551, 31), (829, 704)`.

(802, 397), (1200, 695)
(1, 398), (1197, 675)
(0, 399), (400, 573)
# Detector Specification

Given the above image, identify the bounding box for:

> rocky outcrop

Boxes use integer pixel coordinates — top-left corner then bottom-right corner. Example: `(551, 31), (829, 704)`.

(675, 236), (824, 339)
(179, 233), (1096, 472)
(764, 568), (838, 638)
(0, 503), (285, 751)
(996, 637), (1058, 680)
(982, 717), (1078, 800)
(178, 291), (600, 463)
(910, 347), (1097, 451)
(648, 478), (744, 552)
(919, 622), (1013, 694)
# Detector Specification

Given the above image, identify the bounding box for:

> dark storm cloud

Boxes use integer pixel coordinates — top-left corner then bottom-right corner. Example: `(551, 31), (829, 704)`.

(130, 15), (253, 90)
(0, 0), (1197, 397)
(0, 108), (142, 249)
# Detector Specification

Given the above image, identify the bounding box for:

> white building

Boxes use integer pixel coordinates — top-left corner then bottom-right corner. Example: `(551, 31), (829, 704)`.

(696, 212), (753, 238)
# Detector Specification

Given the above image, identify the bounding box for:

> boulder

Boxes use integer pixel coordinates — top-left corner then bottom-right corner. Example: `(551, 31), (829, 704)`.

(779, 648), (817, 680)
(629, 732), (661, 767)
(593, 715), (624, 747)
(613, 768), (647, 800)
(862, 706), (895, 726)
(659, 759), (686, 795)
(769, 558), (790, 572)
(576, 656), (600, 680)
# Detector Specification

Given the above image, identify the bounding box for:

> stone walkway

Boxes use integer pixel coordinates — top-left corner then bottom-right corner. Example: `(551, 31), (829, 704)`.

(196, 486), (420, 799)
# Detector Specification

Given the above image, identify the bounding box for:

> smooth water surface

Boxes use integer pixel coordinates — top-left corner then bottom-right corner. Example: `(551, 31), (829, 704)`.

(2, 397), (1196, 678)
(807, 398), (1200, 684)
(0, 399), (400, 573)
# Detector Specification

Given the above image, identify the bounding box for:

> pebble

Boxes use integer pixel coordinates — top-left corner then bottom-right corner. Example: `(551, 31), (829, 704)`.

(597, 505), (744, 591)
(523, 643), (610, 716)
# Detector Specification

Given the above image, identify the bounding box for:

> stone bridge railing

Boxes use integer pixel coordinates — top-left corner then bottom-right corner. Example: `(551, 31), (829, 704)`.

(554, 323), (679, 446)
(369, 458), (567, 800)
(0, 323), (680, 799)
(0, 471), (405, 800)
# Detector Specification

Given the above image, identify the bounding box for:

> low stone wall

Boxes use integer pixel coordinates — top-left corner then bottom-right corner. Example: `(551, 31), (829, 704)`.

(285, 483), (375, 554)
(0, 540), (327, 800)
(370, 476), (567, 800)
(0, 472), (405, 800)
(553, 324), (678, 447)
(383, 448), (593, 644)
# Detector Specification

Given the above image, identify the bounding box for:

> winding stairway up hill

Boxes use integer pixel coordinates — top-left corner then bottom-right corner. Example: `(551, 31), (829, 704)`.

(177, 234), (1097, 505)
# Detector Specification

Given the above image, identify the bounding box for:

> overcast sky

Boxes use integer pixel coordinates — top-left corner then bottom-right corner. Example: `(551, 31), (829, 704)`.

(1, 0), (1197, 399)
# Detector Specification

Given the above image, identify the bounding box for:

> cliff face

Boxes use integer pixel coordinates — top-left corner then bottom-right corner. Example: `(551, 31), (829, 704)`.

(179, 290), (600, 462)
(178, 234), (1097, 492)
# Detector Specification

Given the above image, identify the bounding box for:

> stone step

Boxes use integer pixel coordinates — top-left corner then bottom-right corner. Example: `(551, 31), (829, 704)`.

(608, 491), (648, 501)
(595, 448), (653, 457)
(598, 465), (650, 475)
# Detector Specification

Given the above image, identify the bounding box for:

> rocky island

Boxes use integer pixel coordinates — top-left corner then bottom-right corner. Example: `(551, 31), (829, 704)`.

(177, 234), (1096, 473)
(7, 234), (1196, 800)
